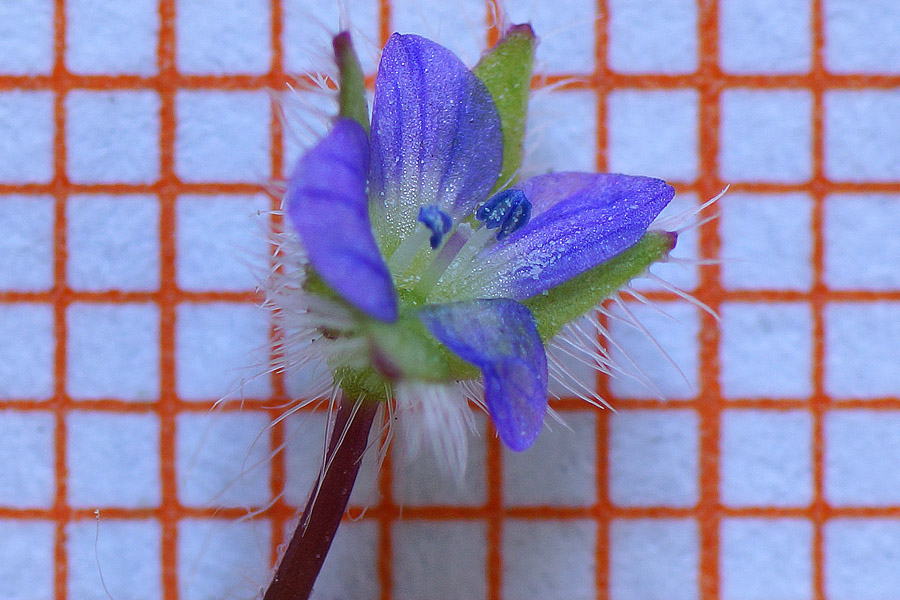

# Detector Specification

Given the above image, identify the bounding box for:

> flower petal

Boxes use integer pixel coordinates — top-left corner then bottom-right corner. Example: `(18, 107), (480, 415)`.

(286, 118), (398, 322)
(419, 299), (547, 451)
(517, 172), (615, 215)
(436, 173), (674, 301)
(369, 33), (503, 253)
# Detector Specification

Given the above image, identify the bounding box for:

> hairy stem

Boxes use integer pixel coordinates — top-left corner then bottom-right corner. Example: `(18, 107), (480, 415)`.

(262, 394), (378, 600)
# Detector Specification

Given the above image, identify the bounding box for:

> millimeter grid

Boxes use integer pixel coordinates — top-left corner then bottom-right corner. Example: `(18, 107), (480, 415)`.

(1, 0), (899, 599)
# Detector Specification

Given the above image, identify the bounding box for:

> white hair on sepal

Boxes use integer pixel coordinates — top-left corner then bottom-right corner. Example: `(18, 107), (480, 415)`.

(458, 378), (487, 412)
(546, 225), (728, 405)
(488, 0), (511, 34)
(278, 1), (384, 166)
(260, 228), (368, 404)
(591, 185), (727, 376)
(276, 79), (338, 164)
(542, 285), (697, 408)
(653, 185), (729, 236)
(393, 381), (478, 479)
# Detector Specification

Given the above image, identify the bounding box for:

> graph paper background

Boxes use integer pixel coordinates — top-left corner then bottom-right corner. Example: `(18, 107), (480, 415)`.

(2, 0), (900, 598)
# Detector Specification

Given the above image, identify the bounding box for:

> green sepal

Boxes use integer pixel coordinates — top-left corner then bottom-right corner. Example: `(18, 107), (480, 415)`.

(474, 24), (536, 193)
(364, 315), (452, 382)
(333, 31), (369, 133)
(335, 310), (479, 402)
(524, 230), (678, 342)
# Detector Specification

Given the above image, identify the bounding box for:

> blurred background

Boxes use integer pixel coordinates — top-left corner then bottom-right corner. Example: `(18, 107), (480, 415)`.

(0, 0), (899, 599)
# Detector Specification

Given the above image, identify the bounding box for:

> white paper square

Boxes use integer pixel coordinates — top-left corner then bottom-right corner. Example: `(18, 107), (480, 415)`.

(608, 90), (699, 182)
(719, 0), (811, 74)
(284, 411), (380, 508)
(177, 519), (272, 600)
(720, 518), (813, 600)
(311, 520), (379, 600)
(66, 90), (161, 184)
(176, 302), (271, 400)
(826, 194), (900, 290)
(609, 409), (699, 507)
(497, 0), (597, 74)
(67, 194), (160, 292)
(825, 90), (900, 182)
(177, 0), (271, 75)
(0, 195), (54, 292)
(176, 90), (271, 183)
(720, 89), (812, 183)
(67, 411), (160, 508)
(282, 0), (380, 75)
(524, 90), (596, 173)
(608, 0), (698, 74)
(720, 409), (812, 507)
(176, 194), (270, 292)
(66, 0), (159, 75)
(0, 91), (54, 183)
(826, 410), (900, 506)
(825, 302), (900, 398)
(825, 0), (900, 73)
(610, 518), (699, 600)
(0, 0), (53, 75)
(393, 520), (487, 600)
(67, 519), (162, 600)
(720, 302), (813, 399)
(66, 302), (160, 401)
(503, 519), (596, 600)
(721, 193), (813, 291)
(392, 0), (487, 66)
(504, 411), (596, 506)
(0, 520), (54, 600)
(0, 303), (54, 400)
(393, 413), (486, 507)
(176, 411), (271, 507)
(825, 519), (900, 600)
(608, 301), (700, 400)
(0, 411), (54, 508)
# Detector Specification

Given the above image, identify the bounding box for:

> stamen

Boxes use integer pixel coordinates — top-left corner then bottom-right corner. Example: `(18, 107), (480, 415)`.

(417, 205), (454, 249)
(386, 227), (430, 274)
(418, 222), (495, 299)
(475, 189), (532, 240)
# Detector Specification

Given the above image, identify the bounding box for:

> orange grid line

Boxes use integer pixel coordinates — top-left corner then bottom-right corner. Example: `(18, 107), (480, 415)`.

(0, 1), (898, 599)
(810, 1), (828, 597)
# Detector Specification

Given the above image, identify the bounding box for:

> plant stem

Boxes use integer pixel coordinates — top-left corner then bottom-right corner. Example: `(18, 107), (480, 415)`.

(263, 394), (378, 600)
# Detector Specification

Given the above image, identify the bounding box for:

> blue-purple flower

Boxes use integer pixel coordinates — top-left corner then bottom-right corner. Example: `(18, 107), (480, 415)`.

(274, 28), (677, 459)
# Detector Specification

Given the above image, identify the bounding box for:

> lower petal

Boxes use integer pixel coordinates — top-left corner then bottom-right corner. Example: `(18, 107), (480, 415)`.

(419, 299), (548, 451)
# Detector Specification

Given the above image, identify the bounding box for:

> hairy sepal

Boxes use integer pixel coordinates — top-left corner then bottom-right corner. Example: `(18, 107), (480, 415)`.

(474, 24), (536, 193)
(334, 310), (480, 402)
(365, 316), (454, 382)
(524, 230), (677, 341)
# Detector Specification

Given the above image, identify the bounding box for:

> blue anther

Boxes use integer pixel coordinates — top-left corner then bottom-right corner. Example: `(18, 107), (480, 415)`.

(476, 189), (531, 240)
(417, 205), (453, 249)
(496, 196), (531, 240)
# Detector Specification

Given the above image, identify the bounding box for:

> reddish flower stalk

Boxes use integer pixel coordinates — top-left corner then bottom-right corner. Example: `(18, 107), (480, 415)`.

(262, 395), (378, 600)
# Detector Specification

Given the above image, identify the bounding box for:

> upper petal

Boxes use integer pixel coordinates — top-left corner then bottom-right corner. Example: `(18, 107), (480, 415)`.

(286, 118), (398, 322)
(434, 173), (675, 301)
(369, 33), (503, 253)
(419, 299), (547, 451)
